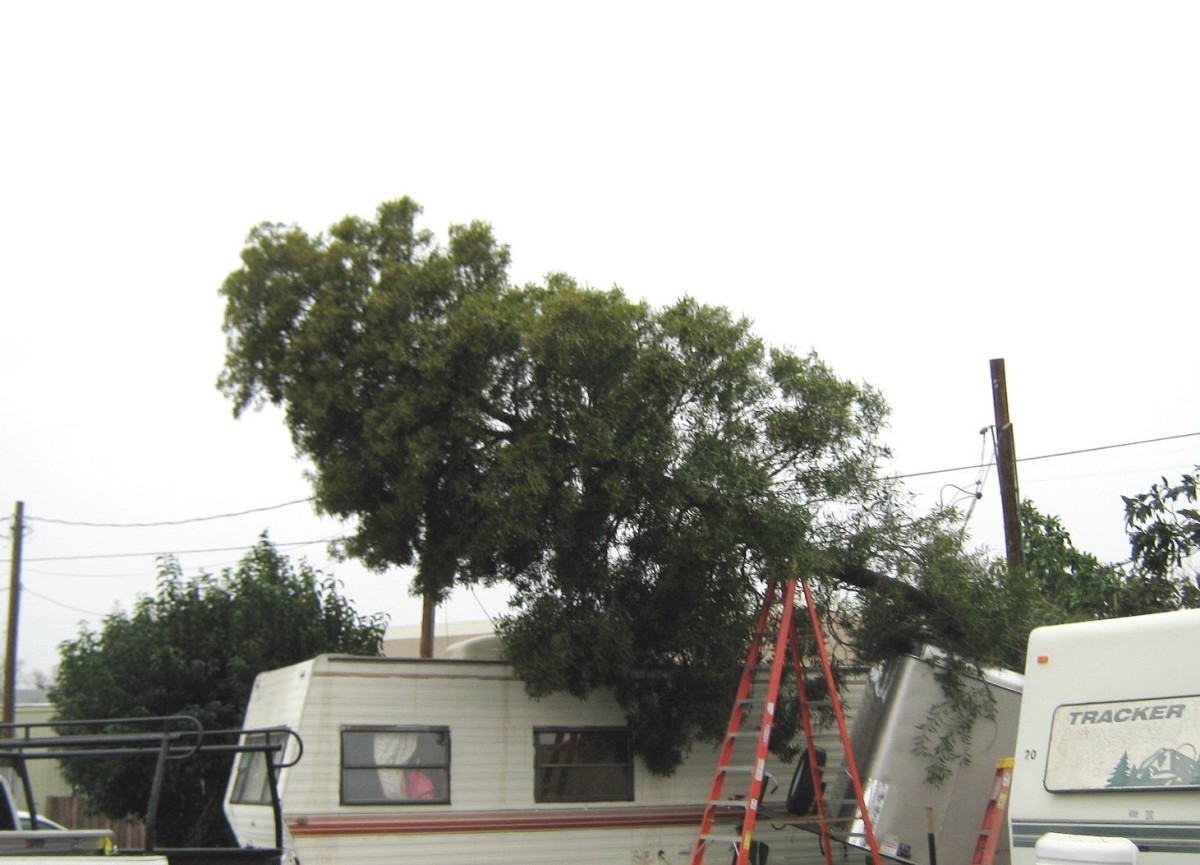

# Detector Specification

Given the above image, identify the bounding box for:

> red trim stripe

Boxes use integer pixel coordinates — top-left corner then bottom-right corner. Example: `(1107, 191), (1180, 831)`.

(288, 804), (708, 837)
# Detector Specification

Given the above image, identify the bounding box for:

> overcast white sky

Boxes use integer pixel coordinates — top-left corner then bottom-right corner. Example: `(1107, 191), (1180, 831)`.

(2, 2), (1198, 679)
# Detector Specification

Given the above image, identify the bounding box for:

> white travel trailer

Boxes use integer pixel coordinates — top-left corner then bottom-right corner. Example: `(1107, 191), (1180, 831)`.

(223, 649), (835, 865)
(1009, 608), (1200, 865)
(830, 647), (1024, 865)
(224, 639), (1023, 865)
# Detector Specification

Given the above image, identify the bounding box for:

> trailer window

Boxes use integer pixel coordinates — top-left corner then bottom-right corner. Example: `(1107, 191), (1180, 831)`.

(341, 727), (450, 805)
(230, 730), (287, 805)
(534, 728), (633, 803)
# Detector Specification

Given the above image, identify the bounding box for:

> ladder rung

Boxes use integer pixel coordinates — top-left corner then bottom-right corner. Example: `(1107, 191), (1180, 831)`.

(708, 799), (749, 809)
(758, 813), (856, 827)
(699, 834), (742, 846)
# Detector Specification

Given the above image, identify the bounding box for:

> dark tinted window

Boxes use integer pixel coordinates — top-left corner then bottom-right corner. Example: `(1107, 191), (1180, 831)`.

(534, 728), (633, 803)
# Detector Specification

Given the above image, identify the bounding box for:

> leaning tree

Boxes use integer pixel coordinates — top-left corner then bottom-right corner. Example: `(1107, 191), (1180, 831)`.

(217, 197), (910, 770)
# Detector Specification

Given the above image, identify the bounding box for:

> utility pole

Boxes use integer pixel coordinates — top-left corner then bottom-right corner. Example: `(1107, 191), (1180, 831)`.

(989, 360), (1024, 575)
(4, 501), (24, 728)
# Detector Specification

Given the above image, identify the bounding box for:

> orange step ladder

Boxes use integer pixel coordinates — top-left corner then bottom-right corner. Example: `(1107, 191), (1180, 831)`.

(971, 758), (1015, 865)
(691, 575), (882, 865)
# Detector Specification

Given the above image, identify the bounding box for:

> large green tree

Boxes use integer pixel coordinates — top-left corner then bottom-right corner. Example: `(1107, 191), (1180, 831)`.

(1018, 488), (1200, 627)
(50, 537), (386, 847)
(218, 197), (895, 771)
(1123, 465), (1200, 607)
(1020, 501), (1133, 622)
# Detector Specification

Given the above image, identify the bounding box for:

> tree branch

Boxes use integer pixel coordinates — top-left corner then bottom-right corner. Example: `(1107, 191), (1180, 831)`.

(834, 562), (968, 643)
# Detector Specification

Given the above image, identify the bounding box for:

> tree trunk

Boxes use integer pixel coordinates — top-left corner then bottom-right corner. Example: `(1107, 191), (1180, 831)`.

(420, 592), (436, 658)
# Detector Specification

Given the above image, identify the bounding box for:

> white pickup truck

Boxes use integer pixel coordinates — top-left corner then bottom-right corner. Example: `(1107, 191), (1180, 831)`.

(0, 771), (122, 860)
(0, 715), (298, 865)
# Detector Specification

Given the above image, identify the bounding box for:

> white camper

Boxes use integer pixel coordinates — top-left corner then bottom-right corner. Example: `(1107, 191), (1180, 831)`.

(224, 651), (842, 865)
(1009, 608), (1200, 865)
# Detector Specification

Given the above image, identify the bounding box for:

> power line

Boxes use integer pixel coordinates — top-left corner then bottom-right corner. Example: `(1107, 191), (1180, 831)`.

(7, 431), (1197, 568)
(26, 497), (316, 529)
(22, 434), (1198, 531)
(17, 537), (335, 565)
(21, 586), (108, 618)
(896, 431), (1200, 481)
(22, 562), (243, 580)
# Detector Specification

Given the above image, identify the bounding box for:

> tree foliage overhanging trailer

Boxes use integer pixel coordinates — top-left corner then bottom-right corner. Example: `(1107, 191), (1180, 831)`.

(0, 715), (300, 865)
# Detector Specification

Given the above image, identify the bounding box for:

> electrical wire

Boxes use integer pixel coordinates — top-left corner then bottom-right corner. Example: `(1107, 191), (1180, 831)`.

(26, 497), (316, 529)
(470, 585), (500, 627)
(18, 537), (335, 564)
(20, 565), (206, 580)
(16, 433), (1199, 530)
(5, 431), (1197, 569)
(896, 430), (1199, 480)
(21, 586), (108, 617)
(958, 426), (993, 534)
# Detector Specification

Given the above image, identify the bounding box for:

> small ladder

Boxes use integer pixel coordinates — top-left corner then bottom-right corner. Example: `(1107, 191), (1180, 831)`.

(971, 758), (1015, 865)
(691, 574), (882, 865)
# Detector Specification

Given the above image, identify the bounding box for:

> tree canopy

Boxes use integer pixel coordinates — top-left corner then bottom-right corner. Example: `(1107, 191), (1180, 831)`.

(218, 197), (897, 771)
(1019, 493), (1199, 622)
(49, 537), (386, 847)
(1123, 465), (1200, 607)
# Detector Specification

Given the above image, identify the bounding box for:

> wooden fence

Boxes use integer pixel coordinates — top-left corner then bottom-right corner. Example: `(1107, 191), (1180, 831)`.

(43, 795), (146, 849)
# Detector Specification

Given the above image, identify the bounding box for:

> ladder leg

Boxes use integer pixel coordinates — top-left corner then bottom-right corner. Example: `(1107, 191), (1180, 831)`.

(799, 577), (883, 865)
(788, 612), (836, 865)
(971, 759), (1014, 865)
(733, 578), (797, 864)
(692, 579), (786, 865)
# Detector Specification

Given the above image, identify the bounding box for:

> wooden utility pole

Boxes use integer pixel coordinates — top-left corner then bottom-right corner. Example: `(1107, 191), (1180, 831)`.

(3, 501), (25, 728)
(989, 360), (1024, 574)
